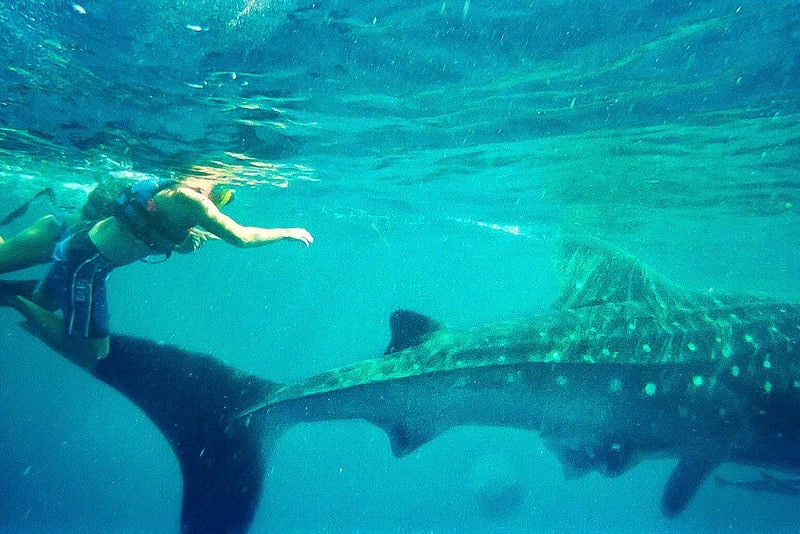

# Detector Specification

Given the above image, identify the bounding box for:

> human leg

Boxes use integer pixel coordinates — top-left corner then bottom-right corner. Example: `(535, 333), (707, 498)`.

(0, 279), (38, 304)
(9, 295), (109, 371)
(6, 225), (114, 368)
(0, 215), (66, 275)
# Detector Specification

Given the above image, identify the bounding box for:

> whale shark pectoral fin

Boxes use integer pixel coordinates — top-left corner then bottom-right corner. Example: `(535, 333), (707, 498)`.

(661, 456), (718, 517)
(384, 309), (441, 354)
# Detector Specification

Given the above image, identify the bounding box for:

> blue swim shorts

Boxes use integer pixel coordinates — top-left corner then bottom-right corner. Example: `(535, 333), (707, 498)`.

(41, 224), (115, 339)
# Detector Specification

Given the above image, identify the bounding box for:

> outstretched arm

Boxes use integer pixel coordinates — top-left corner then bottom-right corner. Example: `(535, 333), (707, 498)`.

(178, 189), (313, 248)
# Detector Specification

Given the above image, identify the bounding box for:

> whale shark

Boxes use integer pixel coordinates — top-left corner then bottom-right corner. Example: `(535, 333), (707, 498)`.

(3, 236), (799, 532)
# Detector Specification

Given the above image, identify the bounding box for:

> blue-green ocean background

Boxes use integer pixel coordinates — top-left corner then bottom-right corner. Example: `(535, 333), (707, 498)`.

(1, 0), (799, 531)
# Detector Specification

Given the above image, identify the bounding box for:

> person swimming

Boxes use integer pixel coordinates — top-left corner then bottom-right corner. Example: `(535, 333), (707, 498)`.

(1, 175), (312, 369)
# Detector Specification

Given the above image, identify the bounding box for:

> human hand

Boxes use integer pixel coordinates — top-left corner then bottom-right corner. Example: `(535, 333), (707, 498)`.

(286, 228), (313, 246)
(191, 228), (221, 249)
(176, 228), (220, 253)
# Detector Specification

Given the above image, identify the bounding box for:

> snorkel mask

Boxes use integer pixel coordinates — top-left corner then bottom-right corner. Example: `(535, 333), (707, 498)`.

(209, 186), (235, 208)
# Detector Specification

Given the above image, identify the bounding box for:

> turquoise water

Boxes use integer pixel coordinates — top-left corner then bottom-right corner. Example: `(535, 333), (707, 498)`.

(1, 0), (799, 532)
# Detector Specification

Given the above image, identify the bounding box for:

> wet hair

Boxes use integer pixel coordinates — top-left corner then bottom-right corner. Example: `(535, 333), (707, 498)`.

(81, 179), (127, 222)
(80, 178), (234, 222)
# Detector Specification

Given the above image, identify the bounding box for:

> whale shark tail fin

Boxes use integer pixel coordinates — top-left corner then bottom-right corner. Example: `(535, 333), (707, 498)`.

(94, 335), (283, 534)
(0, 278), (39, 304)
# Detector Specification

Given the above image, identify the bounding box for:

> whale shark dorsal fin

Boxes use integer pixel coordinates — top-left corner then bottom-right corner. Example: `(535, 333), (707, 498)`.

(554, 236), (692, 311)
(384, 309), (441, 354)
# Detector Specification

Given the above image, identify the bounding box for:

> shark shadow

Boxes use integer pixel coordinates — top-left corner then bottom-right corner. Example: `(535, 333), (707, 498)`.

(3, 236), (799, 532)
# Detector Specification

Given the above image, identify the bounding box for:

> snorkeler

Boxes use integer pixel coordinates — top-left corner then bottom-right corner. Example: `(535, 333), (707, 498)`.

(1, 175), (313, 369)
(0, 180), (229, 275)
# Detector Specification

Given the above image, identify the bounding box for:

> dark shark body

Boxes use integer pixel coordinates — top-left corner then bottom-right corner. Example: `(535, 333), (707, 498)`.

(715, 472), (800, 496)
(251, 238), (800, 518)
(3, 237), (799, 531)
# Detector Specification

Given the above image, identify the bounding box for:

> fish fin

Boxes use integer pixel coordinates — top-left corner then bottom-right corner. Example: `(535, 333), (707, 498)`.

(660, 456), (717, 517)
(95, 335), (283, 534)
(384, 309), (441, 354)
(0, 187), (56, 226)
(553, 236), (691, 311)
(380, 418), (439, 457)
